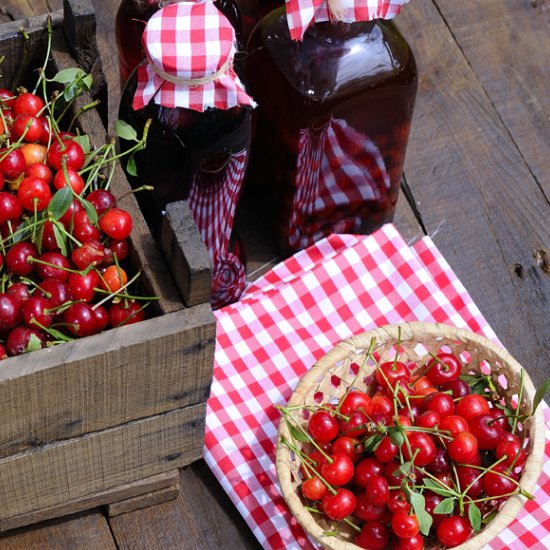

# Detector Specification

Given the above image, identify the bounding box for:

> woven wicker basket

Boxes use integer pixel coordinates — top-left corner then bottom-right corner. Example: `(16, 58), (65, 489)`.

(276, 322), (545, 550)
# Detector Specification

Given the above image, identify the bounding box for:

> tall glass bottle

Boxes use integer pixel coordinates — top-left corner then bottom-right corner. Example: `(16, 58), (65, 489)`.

(233, 0), (283, 43)
(118, 2), (256, 308)
(115, 0), (241, 84)
(245, 1), (417, 255)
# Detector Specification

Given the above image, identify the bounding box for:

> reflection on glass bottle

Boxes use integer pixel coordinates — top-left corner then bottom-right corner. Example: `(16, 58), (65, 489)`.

(189, 149), (248, 308)
(290, 117), (390, 250)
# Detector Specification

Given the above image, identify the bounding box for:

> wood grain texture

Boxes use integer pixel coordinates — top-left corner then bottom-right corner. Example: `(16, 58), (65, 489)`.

(434, 0), (550, 197)
(0, 305), (215, 457)
(109, 461), (262, 550)
(0, 511), (116, 550)
(161, 202), (213, 308)
(395, 0), (550, 386)
(0, 405), (206, 522)
(0, 471), (180, 532)
(106, 484), (180, 517)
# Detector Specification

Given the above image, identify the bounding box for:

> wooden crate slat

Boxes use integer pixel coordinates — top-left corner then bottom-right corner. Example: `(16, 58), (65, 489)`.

(0, 405), (205, 522)
(0, 305), (214, 458)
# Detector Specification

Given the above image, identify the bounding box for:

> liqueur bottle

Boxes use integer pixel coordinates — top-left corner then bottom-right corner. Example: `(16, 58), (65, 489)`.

(245, 0), (418, 254)
(115, 0), (241, 84)
(119, 2), (256, 308)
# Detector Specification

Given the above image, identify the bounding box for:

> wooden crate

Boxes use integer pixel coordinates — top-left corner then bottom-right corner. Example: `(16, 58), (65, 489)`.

(0, 0), (215, 532)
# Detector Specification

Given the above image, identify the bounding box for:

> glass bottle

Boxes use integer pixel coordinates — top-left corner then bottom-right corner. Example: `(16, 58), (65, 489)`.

(244, 5), (418, 255)
(118, 2), (256, 308)
(115, 0), (241, 85)
(233, 0), (283, 43)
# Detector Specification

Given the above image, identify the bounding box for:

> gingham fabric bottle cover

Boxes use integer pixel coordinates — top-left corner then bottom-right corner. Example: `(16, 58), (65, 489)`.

(286, 0), (410, 39)
(131, 1), (256, 308)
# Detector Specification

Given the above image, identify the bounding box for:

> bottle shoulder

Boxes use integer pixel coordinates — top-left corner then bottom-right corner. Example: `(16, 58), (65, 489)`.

(251, 11), (416, 101)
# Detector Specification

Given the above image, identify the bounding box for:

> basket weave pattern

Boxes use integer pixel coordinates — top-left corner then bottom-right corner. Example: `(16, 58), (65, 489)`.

(276, 322), (545, 550)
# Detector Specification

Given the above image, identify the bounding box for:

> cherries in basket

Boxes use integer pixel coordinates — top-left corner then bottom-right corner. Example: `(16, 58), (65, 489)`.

(279, 351), (538, 549)
(0, 32), (153, 357)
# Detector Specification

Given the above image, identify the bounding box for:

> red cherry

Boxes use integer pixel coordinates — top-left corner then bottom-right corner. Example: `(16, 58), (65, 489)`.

(25, 162), (52, 184)
(339, 390), (373, 417)
(354, 494), (386, 522)
(0, 89), (16, 109)
(6, 326), (45, 356)
(0, 148), (26, 179)
(426, 352), (462, 385)
(447, 432), (479, 463)
(422, 391), (455, 418)
(17, 176), (51, 211)
(13, 92), (45, 117)
(13, 114), (43, 142)
(99, 207), (133, 240)
(86, 189), (116, 215)
(437, 516), (472, 547)
(307, 409), (340, 444)
(403, 432), (436, 466)
(20, 296), (53, 329)
(355, 457), (384, 487)
(68, 270), (100, 303)
(321, 488), (356, 521)
(36, 278), (72, 309)
(355, 520), (390, 550)
(6, 282), (31, 304)
(93, 305), (109, 332)
(321, 453), (355, 486)
(59, 198), (84, 227)
(364, 474), (389, 506)
(35, 251), (71, 281)
(483, 463), (518, 497)
(6, 241), (38, 276)
(47, 139), (85, 171)
(455, 394), (490, 422)
(53, 167), (85, 194)
(391, 509), (420, 539)
(438, 415), (470, 438)
(63, 303), (98, 337)
(301, 476), (327, 501)
(0, 293), (21, 330)
(71, 240), (105, 270)
(72, 210), (100, 243)
(468, 413), (503, 450)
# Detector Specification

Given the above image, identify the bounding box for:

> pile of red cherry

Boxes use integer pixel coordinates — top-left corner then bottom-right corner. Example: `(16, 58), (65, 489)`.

(283, 352), (531, 549)
(0, 88), (147, 358)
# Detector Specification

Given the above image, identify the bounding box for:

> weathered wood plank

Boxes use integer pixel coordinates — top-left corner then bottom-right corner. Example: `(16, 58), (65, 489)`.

(0, 472), (180, 533)
(109, 461), (262, 550)
(434, 0), (550, 197)
(0, 305), (214, 457)
(395, 0), (550, 385)
(161, 202), (213, 308)
(0, 511), (116, 550)
(106, 483), (180, 517)
(0, 405), (206, 523)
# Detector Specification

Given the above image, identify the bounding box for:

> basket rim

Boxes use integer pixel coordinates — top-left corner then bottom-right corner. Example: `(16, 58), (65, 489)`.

(276, 322), (546, 550)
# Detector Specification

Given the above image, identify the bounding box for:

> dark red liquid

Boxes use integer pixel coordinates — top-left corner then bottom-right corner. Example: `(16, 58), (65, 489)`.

(245, 9), (418, 255)
(115, 0), (241, 85)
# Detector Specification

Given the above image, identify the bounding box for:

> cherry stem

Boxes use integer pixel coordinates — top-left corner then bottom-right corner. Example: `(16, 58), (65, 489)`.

(511, 369), (525, 436)
(91, 270), (142, 310)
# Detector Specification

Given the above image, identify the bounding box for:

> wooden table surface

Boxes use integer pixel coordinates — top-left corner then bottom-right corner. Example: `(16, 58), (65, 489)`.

(1, 0), (549, 548)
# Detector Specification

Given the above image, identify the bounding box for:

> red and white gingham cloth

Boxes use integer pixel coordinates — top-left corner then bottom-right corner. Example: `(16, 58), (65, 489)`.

(204, 223), (550, 549)
(286, 0), (410, 40)
(289, 117), (389, 250)
(132, 2), (256, 111)
(189, 149), (248, 308)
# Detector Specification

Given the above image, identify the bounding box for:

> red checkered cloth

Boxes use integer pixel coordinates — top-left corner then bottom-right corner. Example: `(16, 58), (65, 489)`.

(204, 224), (550, 549)
(286, 0), (410, 40)
(132, 2), (256, 111)
(189, 149), (248, 308)
(289, 117), (389, 250)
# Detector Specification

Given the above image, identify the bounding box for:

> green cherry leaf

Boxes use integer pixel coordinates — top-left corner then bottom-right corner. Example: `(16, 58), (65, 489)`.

(363, 434), (383, 454)
(285, 418), (311, 444)
(52, 67), (85, 84)
(397, 461), (412, 477)
(433, 497), (456, 515)
(388, 426), (405, 447)
(72, 134), (91, 155)
(48, 186), (73, 220)
(115, 119), (138, 142)
(408, 490), (433, 537)
(79, 197), (98, 226)
(52, 222), (67, 257)
(25, 333), (44, 353)
(468, 502), (482, 532)
(126, 154), (138, 177)
(533, 377), (550, 413)
(422, 479), (455, 497)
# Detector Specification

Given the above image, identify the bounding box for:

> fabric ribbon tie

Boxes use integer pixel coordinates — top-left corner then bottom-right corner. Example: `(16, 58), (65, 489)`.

(147, 55), (232, 88)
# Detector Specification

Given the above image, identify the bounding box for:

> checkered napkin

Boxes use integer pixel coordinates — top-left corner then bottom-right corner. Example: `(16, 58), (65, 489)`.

(286, 0), (410, 40)
(204, 224), (550, 549)
(132, 2), (256, 111)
